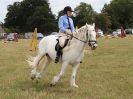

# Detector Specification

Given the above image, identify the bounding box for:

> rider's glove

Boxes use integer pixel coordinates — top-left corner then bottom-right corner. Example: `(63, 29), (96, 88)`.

(65, 29), (72, 35)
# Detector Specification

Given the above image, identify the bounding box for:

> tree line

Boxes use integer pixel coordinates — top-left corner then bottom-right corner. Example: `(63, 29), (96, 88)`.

(3, 0), (133, 34)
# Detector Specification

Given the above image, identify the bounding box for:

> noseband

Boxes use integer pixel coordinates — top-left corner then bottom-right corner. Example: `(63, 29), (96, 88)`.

(88, 40), (97, 46)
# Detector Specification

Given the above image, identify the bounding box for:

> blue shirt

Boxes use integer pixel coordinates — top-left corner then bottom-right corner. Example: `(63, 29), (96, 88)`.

(58, 15), (75, 33)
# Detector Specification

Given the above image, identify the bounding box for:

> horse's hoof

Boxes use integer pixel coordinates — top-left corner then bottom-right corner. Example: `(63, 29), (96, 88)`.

(37, 77), (41, 80)
(31, 74), (35, 80)
(50, 83), (55, 87)
(71, 84), (79, 88)
(36, 72), (42, 80)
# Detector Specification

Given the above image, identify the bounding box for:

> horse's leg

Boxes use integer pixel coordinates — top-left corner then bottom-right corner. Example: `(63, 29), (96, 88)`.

(50, 62), (68, 86)
(36, 55), (51, 80)
(31, 53), (44, 80)
(70, 63), (80, 88)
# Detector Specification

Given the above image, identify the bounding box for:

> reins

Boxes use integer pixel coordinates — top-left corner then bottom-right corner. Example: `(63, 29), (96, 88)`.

(65, 31), (88, 43)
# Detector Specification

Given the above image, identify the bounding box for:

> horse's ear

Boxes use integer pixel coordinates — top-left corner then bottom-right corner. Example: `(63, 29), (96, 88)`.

(86, 23), (88, 25)
(93, 23), (95, 27)
(86, 23), (88, 28)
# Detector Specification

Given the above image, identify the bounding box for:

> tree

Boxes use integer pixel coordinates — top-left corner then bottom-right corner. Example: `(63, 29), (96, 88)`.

(57, 10), (64, 20)
(4, 2), (21, 32)
(102, 0), (133, 29)
(74, 2), (96, 27)
(4, 0), (57, 34)
(26, 6), (57, 33)
(0, 21), (4, 28)
(94, 13), (111, 33)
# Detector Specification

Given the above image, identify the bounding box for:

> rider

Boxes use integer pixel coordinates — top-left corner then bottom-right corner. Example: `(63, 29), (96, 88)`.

(55, 6), (75, 63)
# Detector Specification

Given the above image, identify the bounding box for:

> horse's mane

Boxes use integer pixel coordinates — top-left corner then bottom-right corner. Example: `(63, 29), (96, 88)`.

(78, 25), (87, 32)
(74, 25), (88, 39)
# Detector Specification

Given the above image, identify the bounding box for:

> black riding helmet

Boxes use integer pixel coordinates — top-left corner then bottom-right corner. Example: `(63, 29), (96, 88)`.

(63, 6), (73, 14)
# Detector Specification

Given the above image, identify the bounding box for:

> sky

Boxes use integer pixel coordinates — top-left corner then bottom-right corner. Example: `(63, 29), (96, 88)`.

(0, 0), (111, 23)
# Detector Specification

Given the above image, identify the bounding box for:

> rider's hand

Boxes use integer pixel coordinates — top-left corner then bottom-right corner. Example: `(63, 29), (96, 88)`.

(65, 30), (71, 35)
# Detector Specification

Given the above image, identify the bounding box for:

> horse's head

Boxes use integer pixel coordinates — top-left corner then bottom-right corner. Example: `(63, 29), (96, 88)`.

(86, 23), (98, 50)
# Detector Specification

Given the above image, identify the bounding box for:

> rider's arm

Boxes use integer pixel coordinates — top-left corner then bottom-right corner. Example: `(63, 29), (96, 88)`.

(58, 16), (66, 32)
(71, 19), (75, 33)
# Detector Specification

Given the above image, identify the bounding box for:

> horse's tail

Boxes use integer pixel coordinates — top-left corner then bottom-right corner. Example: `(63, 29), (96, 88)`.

(26, 56), (36, 68)
(26, 38), (46, 68)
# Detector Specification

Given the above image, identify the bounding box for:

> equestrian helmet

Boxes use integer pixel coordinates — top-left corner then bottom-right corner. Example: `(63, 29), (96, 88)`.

(63, 6), (73, 14)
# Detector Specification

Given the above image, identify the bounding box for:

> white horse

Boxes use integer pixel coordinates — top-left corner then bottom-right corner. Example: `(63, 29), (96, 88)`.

(27, 23), (98, 88)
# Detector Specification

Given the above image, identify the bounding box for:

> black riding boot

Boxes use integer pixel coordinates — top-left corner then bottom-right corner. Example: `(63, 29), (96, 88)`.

(55, 39), (69, 63)
(55, 45), (63, 63)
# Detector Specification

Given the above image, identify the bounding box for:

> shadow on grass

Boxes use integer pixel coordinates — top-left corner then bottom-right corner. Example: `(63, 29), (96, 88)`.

(12, 78), (77, 94)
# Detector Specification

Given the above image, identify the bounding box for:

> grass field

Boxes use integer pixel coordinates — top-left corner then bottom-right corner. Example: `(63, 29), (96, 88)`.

(0, 36), (133, 99)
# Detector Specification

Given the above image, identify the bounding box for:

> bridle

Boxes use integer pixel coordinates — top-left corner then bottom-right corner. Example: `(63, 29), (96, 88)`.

(67, 33), (88, 43)
(67, 29), (97, 46)
(87, 30), (97, 46)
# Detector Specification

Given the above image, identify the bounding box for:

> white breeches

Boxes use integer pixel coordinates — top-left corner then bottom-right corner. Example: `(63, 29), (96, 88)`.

(58, 29), (72, 47)
(58, 35), (68, 47)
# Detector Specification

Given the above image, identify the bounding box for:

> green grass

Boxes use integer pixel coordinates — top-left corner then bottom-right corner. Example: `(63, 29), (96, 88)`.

(0, 37), (133, 99)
